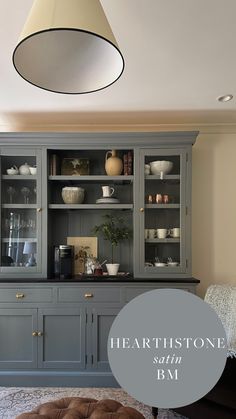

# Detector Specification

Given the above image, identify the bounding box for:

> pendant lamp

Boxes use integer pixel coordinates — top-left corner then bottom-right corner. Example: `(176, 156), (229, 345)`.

(12, 0), (124, 94)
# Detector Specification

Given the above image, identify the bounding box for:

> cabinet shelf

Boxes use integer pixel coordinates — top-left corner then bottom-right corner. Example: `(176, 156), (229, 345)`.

(49, 204), (133, 210)
(145, 204), (180, 209)
(2, 175), (37, 180)
(2, 204), (37, 209)
(145, 175), (180, 180)
(49, 175), (133, 184)
(145, 238), (180, 243)
(2, 238), (37, 243)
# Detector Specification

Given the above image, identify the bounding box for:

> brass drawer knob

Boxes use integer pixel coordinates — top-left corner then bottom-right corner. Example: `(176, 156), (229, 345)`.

(32, 331), (38, 337)
(84, 293), (93, 299)
(16, 293), (25, 299)
(140, 207), (144, 212)
(37, 208), (42, 212)
(37, 331), (43, 337)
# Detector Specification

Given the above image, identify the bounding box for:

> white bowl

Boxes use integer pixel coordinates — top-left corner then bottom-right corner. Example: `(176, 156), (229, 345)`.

(62, 187), (84, 204)
(7, 168), (18, 175)
(150, 160), (173, 176)
(154, 262), (166, 267)
(29, 167), (37, 175)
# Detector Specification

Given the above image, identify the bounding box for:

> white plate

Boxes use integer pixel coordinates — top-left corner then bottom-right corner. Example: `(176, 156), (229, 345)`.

(167, 262), (179, 267)
(96, 197), (120, 203)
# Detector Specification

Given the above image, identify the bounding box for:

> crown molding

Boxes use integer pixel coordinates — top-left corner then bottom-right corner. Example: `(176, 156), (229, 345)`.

(1, 122), (236, 134)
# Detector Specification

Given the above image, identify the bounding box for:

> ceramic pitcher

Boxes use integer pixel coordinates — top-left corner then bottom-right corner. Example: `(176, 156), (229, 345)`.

(105, 150), (123, 176)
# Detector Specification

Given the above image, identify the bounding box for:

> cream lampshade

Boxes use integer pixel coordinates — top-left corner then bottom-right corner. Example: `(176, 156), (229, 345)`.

(12, 0), (124, 94)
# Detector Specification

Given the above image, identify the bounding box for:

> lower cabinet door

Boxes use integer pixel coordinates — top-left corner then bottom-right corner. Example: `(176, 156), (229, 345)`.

(0, 308), (37, 369)
(37, 307), (86, 369)
(91, 306), (121, 371)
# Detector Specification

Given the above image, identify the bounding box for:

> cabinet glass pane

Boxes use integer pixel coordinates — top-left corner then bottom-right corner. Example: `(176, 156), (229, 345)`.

(144, 154), (182, 270)
(1, 155), (38, 268)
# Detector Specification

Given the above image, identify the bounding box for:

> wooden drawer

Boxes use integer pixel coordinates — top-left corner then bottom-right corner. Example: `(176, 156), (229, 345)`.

(58, 286), (121, 303)
(0, 288), (53, 303)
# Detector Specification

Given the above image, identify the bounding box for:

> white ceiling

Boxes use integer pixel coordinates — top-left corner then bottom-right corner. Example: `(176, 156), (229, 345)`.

(1, 0), (236, 129)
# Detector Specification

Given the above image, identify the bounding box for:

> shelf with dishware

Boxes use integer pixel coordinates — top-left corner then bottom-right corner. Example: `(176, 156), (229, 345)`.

(46, 148), (135, 278)
(1, 187), (37, 205)
(1, 163), (37, 207)
(47, 149), (134, 209)
(140, 149), (187, 276)
(0, 151), (40, 272)
(48, 185), (133, 207)
(48, 149), (133, 177)
(48, 181), (133, 207)
(144, 173), (180, 206)
(145, 156), (180, 177)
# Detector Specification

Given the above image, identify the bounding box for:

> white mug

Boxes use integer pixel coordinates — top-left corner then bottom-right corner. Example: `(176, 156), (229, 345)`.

(157, 228), (168, 239)
(102, 185), (115, 197)
(169, 228), (180, 238)
(148, 229), (156, 239)
(144, 164), (150, 175)
(145, 229), (149, 239)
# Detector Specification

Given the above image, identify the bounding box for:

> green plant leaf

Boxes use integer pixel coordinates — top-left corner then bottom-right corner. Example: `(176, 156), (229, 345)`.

(91, 214), (132, 263)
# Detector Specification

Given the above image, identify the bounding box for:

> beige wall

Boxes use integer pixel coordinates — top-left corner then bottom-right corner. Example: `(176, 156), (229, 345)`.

(192, 132), (236, 297)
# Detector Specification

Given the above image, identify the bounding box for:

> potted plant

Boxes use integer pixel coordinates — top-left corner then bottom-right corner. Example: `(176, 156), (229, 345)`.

(92, 214), (132, 275)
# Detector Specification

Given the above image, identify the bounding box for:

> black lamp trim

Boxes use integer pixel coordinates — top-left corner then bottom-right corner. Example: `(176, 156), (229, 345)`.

(12, 27), (125, 95)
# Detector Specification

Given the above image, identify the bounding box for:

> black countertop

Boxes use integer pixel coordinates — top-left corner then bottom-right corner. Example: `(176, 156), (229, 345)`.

(0, 275), (200, 283)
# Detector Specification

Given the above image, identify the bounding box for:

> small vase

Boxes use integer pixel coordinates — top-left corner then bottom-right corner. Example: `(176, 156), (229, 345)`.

(106, 263), (120, 276)
(105, 150), (123, 176)
(61, 187), (84, 204)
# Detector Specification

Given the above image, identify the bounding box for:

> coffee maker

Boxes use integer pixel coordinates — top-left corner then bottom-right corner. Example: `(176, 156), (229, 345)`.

(54, 245), (74, 279)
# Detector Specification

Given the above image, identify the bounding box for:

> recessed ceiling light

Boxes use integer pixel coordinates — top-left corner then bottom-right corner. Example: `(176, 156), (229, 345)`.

(217, 94), (233, 102)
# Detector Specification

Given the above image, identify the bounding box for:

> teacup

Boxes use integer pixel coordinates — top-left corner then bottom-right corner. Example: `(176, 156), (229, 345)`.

(167, 261), (179, 267)
(102, 185), (114, 197)
(156, 228), (168, 239)
(29, 166), (37, 175)
(169, 228), (180, 238)
(145, 229), (149, 239)
(144, 164), (151, 175)
(148, 229), (156, 239)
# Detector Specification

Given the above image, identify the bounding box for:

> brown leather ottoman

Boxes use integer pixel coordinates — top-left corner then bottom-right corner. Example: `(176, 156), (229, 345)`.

(16, 396), (145, 419)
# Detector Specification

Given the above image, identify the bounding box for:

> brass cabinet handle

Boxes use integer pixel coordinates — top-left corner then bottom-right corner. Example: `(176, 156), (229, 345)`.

(140, 207), (144, 212)
(84, 293), (93, 299)
(32, 331), (38, 337)
(37, 208), (42, 212)
(37, 331), (43, 337)
(16, 293), (25, 299)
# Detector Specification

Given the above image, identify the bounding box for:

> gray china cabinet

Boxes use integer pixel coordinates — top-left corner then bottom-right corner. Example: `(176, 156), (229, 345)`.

(136, 147), (191, 278)
(0, 132), (199, 386)
(0, 147), (44, 277)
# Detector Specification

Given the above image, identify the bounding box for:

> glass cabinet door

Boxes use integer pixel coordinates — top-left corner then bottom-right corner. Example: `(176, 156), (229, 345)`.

(139, 149), (188, 276)
(0, 150), (42, 274)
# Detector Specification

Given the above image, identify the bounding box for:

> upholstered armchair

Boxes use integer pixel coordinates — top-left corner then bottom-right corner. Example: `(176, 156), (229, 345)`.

(174, 285), (236, 419)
